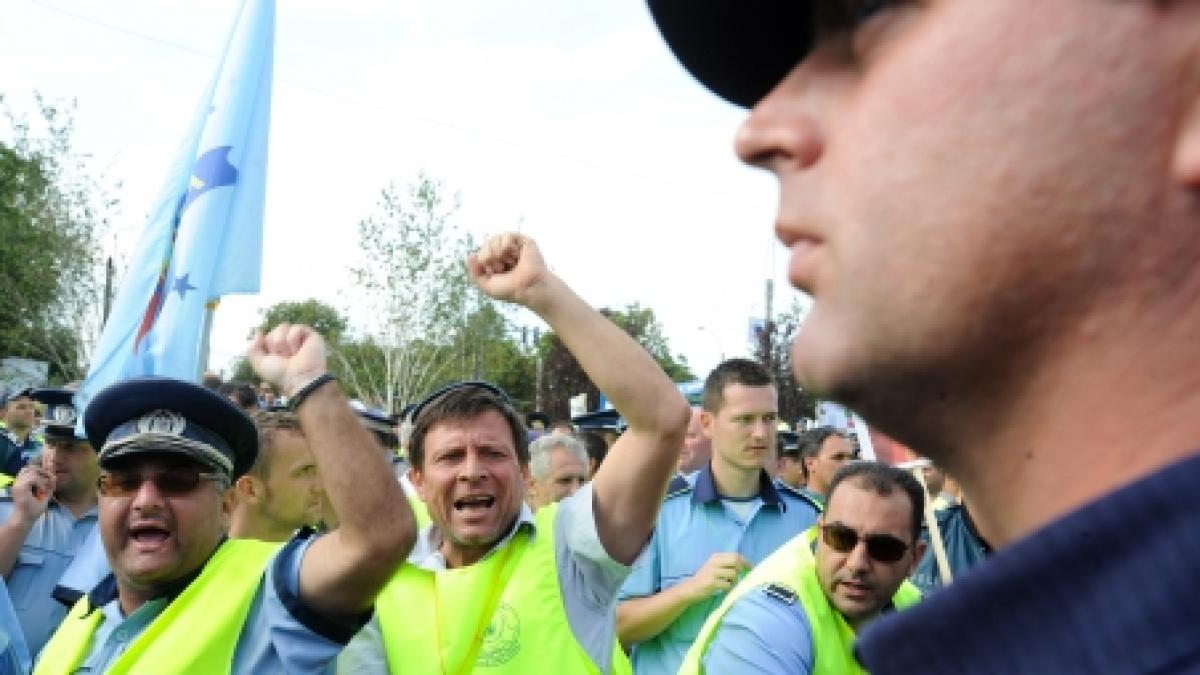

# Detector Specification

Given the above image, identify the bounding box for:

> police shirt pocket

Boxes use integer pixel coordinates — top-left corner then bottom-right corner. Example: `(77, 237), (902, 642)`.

(10, 550), (47, 610)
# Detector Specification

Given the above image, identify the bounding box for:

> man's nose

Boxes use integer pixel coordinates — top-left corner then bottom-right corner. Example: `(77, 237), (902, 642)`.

(131, 477), (165, 511)
(735, 66), (825, 173)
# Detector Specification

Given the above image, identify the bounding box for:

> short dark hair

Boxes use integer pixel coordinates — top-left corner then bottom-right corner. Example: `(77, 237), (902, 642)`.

(233, 383), (259, 410)
(701, 358), (773, 413)
(578, 430), (608, 468)
(249, 410), (304, 480)
(201, 373), (224, 391)
(826, 461), (925, 542)
(409, 384), (528, 469)
(799, 426), (844, 460)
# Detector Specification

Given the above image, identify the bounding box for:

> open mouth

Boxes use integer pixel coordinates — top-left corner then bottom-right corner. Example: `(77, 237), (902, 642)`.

(128, 525), (171, 549)
(453, 495), (496, 512)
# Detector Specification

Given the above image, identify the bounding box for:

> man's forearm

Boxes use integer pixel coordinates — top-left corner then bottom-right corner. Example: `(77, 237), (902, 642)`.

(296, 381), (415, 610)
(528, 275), (689, 562)
(0, 515), (35, 578)
(530, 276), (688, 437)
(617, 583), (698, 647)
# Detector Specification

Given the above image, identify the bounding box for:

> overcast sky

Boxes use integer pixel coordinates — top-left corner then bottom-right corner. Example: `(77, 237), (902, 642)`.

(1, 0), (808, 383)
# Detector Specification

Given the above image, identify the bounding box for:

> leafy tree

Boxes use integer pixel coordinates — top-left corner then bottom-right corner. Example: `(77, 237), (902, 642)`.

(752, 298), (816, 426)
(446, 302), (535, 408)
(0, 95), (117, 382)
(257, 299), (348, 343)
(343, 173), (480, 411)
(230, 299), (349, 382)
(536, 303), (691, 420)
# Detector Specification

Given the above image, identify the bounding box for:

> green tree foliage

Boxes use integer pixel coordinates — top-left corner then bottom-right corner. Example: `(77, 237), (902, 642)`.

(230, 299), (349, 382)
(536, 303), (691, 420)
(0, 95), (117, 382)
(257, 299), (348, 343)
(343, 173), (481, 411)
(446, 302), (535, 408)
(753, 298), (816, 425)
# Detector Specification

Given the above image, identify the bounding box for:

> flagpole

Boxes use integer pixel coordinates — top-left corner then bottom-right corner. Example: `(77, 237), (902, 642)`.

(197, 299), (220, 380)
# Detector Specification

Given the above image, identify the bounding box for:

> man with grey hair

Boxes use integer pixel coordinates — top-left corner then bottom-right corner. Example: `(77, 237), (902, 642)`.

(527, 433), (590, 509)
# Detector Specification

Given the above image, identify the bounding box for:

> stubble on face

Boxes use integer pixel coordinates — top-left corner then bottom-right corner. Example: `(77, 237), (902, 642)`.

(751, 1), (1189, 455)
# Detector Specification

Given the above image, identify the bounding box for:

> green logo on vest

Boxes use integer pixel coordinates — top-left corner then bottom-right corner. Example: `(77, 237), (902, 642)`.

(477, 601), (520, 667)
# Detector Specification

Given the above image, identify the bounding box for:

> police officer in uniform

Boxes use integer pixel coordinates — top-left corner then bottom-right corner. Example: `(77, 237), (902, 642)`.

(0, 390), (41, 479)
(618, 359), (821, 675)
(35, 324), (416, 673)
(680, 463), (924, 674)
(0, 389), (98, 656)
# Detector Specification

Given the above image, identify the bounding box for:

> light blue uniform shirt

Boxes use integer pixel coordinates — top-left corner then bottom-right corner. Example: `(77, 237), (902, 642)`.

(0, 580), (30, 674)
(53, 529), (364, 674)
(618, 464), (821, 675)
(703, 585), (814, 674)
(52, 525), (108, 608)
(0, 498), (98, 655)
(338, 482), (638, 674)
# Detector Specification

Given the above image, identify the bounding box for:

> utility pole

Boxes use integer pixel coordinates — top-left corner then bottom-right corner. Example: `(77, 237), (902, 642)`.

(102, 257), (115, 325)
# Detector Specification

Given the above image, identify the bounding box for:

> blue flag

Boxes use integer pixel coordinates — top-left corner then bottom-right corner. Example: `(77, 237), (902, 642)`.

(77, 0), (274, 422)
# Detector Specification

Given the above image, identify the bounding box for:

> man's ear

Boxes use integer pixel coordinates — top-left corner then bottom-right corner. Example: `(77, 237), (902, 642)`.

(234, 475), (259, 505)
(1174, 91), (1200, 186)
(408, 467), (427, 502)
(700, 410), (716, 439)
(908, 540), (928, 575)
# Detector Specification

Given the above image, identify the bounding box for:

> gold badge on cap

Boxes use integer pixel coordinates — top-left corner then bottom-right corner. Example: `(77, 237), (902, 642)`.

(136, 410), (188, 436)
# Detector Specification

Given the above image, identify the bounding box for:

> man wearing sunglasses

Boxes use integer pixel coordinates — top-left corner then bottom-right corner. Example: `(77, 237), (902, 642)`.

(36, 325), (416, 673)
(0, 389), (96, 660)
(680, 462), (923, 674)
(338, 233), (691, 674)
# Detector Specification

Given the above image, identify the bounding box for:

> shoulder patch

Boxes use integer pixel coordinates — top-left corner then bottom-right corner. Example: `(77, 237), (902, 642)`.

(664, 474), (692, 500)
(762, 583), (798, 605)
(777, 482), (825, 513)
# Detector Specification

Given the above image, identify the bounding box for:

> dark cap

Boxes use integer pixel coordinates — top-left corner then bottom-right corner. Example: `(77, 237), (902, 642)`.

(30, 388), (87, 443)
(646, 1), (813, 108)
(2, 388), (34, 407)
(350, 400), (399, 448)
(84, 378), (258, 479)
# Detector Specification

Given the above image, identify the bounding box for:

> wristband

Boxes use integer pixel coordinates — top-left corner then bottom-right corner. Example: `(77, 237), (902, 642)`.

(288, 373), (336, 411)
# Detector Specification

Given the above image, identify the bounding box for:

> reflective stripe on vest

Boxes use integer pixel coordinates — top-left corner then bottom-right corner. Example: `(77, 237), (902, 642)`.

(679, 526), (921, 675)
(34, 538), (279, 675)
(377, 503), (631, 674)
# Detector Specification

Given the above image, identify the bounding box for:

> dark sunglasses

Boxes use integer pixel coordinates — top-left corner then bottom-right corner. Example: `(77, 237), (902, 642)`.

(820, 523), (910, 563)
(408, 381), (513, 424)
(98, 467), (226, 498)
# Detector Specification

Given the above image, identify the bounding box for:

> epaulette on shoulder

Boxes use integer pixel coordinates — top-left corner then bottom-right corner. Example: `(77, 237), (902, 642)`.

(664, 474), (692, 500)
(761, 582), (798, 605)
(777, 482), (825, 513)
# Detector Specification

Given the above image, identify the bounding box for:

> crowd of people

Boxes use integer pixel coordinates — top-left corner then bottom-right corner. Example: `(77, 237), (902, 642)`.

(3, 0), (1198, 672)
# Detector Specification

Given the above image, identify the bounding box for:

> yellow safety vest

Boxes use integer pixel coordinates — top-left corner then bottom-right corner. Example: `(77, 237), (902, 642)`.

(0, 475), (13, 489)
(679, 527), (921, 675)
(34, 538), (279, 675)
(376, 503), (631, 674)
